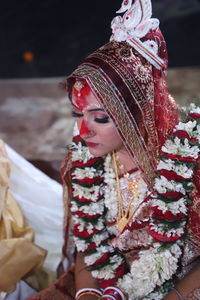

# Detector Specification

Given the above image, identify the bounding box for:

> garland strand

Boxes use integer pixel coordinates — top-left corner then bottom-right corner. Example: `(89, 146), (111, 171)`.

(70, 104), (200, 299)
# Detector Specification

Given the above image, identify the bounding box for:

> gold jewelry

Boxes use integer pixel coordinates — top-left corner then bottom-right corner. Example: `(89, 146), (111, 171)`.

(77, 292), (101, 299)
(112, 151), (141, 233)
(76, 288), (102, 300)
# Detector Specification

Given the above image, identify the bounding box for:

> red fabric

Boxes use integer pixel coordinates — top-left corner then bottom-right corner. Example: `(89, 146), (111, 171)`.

(27, 270), (75, 300)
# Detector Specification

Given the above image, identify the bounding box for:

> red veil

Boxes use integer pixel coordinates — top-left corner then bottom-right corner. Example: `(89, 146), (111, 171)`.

(66, 29), (178, 187)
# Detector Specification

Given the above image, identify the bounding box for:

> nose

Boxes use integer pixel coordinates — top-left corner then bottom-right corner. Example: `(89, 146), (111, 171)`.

(80, 120), (95, 138)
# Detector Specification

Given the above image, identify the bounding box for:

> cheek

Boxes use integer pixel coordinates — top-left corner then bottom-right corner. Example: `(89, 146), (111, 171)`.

(97, 123), (123, 148)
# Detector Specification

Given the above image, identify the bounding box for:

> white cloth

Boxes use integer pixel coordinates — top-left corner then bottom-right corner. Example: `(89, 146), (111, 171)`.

(4, 281), (36, 300)
(5, 144), (64, 279)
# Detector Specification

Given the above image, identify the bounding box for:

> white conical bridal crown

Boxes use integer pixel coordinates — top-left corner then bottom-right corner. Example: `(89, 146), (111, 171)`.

(110, 0), (165, 69)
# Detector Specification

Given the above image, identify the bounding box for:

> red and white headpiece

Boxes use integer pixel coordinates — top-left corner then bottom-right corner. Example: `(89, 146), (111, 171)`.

(110, 0), (165, 70)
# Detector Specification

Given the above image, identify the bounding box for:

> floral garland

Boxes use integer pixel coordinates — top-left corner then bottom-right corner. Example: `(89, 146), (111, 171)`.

(70, 104), (200, 299)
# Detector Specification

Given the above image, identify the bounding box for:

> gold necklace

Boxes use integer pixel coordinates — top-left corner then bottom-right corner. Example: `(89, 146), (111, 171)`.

(112, 151), (141, 233)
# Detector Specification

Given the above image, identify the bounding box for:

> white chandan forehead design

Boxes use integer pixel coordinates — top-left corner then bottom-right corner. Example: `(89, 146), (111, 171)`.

(110, 0), (165, 70)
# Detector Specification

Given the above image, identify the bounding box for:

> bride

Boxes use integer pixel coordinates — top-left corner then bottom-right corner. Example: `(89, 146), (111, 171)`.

(30, 0), (200, 299)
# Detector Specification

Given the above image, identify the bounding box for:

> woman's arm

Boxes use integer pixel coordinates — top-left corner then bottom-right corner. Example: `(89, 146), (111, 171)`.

(75, 252), (101, 300)
(163, 263), (200, 300)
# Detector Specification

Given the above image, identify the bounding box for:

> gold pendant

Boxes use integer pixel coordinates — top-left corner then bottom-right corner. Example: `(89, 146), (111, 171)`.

(118, 216), (129, 233)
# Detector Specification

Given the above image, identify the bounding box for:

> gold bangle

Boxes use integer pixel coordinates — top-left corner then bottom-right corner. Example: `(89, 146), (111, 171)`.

(77, 291), (102, 299)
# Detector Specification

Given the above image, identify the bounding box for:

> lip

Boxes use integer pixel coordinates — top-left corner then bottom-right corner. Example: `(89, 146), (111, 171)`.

(85, 142), (99, 148)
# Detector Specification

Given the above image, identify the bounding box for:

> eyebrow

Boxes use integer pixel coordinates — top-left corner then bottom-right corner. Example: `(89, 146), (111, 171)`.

(72, 104), (105, 112)
(88, 108), (105, 112)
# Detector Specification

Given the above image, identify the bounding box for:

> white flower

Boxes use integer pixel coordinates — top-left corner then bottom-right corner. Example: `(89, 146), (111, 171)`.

(151, 197), (188, 215)
(80, 200), (105, 215)
(154, 176), (185, 194)
(74, 237), (89, 252)
(162, 137), (199, 158)
(73, 167), (103, 179)
(150, 221), (186, 237)
(175, 121), (197, 136)
(72, 183), (102, 202)
(157, 159), (193, 179)
(84, 245), (114, 265)
(92, 255), (123, 280)
(194, 124), (200, 143)
(72, 143), (94, 163)
(92, 231), (109, 246)
(188, 103), (200, 114)
(117, 242), (183, 298)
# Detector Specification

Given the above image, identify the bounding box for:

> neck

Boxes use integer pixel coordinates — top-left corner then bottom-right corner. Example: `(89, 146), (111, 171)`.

(116, 147), (137, 174)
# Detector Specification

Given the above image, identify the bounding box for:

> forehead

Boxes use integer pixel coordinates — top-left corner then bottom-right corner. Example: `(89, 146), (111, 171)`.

(72, 87), (103, 111)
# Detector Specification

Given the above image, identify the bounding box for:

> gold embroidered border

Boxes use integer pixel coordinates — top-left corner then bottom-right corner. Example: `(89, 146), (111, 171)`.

(70, 65), (156, 186)
(90, 49), (159, 162)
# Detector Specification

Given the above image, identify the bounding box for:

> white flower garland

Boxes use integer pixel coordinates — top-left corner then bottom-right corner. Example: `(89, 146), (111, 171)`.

(70, 104), (200, 299)
(118, 242), (182, 299)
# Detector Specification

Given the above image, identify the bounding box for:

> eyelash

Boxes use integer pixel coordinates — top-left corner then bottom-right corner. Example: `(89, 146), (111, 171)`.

(71, 111), (83, 118)
(71, 112), (109, 124)
(94, 117), (109, 124)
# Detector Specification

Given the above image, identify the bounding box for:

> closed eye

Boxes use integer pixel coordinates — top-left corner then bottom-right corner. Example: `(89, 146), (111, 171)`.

(71, 111), (83, 118)
(94, 116), (109, 124)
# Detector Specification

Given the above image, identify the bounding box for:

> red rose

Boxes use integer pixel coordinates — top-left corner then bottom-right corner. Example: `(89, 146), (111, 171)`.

(173, 130), (190, 139)
(158, 191), (184, 199)
(157, 169), (189, 181)
(161, 152), (197, 163)
(149, 227), (184, 242)
(189, 113), (200, 120)
(100, 278), (117, 289)
(152, 206), (186, 220)
(173, 131), (198, 143)
(75, 176), (103, 185)
(85, 242), (97, 252)
(74, 211), (101, 219)
(73, 224), (101, 238)
(99, 263), (126, 288)
(74, 193), (103, 203)
(92, 253), (110, 266)
(115, 263), (126, 279)
(73, 157), (101, 167)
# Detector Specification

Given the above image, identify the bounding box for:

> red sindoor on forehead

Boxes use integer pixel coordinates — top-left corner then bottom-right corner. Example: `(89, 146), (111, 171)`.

(73, 85), (91, 111)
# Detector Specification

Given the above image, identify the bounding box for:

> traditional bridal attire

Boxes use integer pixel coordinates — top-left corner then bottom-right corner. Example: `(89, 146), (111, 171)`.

(28, 0), (200, 299)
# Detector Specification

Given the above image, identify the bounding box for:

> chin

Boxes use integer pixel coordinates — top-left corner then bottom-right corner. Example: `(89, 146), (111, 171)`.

(87, 147), (108, 157)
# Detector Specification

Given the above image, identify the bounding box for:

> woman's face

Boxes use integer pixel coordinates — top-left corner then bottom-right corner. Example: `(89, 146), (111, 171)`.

(71, 85), (124, 157)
